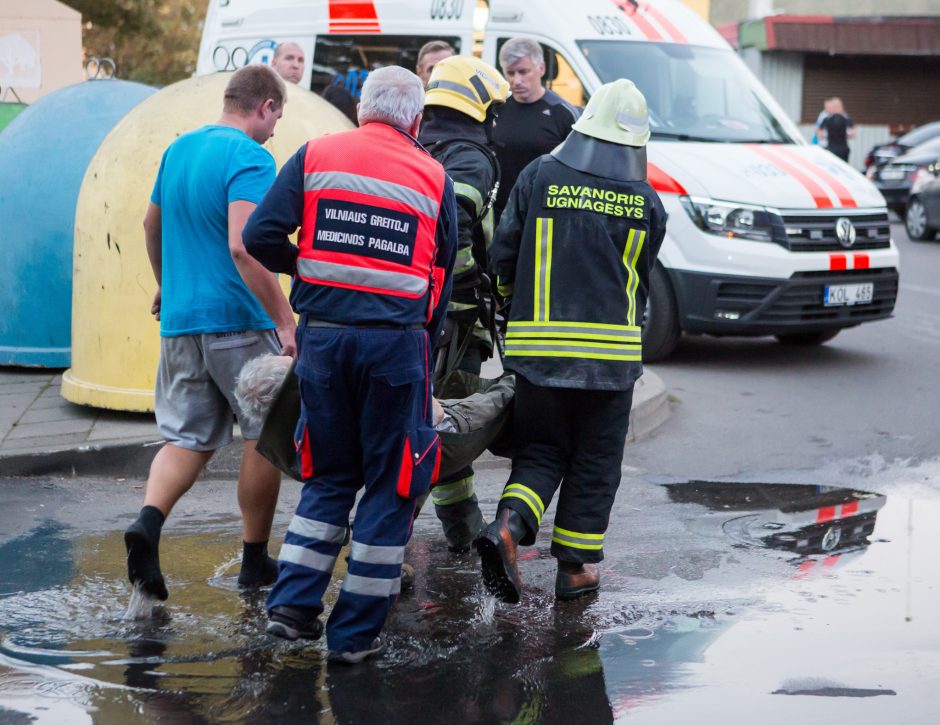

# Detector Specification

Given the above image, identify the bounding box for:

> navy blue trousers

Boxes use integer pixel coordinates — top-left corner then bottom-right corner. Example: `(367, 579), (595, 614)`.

(267, 325), (439, 653)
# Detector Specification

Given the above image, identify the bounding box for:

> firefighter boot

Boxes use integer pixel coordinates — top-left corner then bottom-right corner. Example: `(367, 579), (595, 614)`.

(435, 495), (487, 553)
(474, 508), (528, 603)
(555, 561), (600, 601)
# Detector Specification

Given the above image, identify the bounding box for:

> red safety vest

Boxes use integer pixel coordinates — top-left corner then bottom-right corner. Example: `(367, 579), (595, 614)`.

(297, 123), (447, 308)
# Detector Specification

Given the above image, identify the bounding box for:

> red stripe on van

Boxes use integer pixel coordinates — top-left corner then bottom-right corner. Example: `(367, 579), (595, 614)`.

(829, 254), (847, 271)
(853, 253), (870, 269)
(611, 1), (662, 40)
(647, 163), (687, 195)
(777, 147), (858, 209)
(329, 0), (379, 21)
(645, 3), (688, 43)
(750, 145), (833, 209)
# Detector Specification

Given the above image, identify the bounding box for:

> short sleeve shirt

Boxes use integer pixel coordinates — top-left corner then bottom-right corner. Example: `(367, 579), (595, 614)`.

(151, 125), (276, 336)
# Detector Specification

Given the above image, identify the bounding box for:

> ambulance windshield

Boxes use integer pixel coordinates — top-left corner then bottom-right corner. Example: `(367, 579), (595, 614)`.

(579, 40), (794, 144)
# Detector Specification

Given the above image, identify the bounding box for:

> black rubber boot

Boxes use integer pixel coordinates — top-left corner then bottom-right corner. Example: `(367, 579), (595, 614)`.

(435, 495), (487, 553)
(238, 541), (279, 588)
(474, 508), (528, 604)
(124, 507), (169, 601)
(266, 605), (324, 641)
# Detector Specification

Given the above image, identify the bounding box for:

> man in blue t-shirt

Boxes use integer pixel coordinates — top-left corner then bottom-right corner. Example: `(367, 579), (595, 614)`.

(124, 65), (295, 602)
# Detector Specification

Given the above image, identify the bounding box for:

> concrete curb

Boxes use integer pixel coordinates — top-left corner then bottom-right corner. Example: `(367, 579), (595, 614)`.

(0, 369), (670, 479)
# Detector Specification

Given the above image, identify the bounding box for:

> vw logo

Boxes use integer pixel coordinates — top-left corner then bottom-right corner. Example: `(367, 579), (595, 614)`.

(835, 217), (857, 248)
(821, 525), (842, 552)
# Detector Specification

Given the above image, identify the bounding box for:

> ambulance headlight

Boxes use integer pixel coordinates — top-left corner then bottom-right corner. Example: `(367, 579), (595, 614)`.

(681, 197), (784, 243)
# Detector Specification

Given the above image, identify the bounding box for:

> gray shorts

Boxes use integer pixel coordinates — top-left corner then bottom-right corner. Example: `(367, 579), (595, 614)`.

(155, 329), (280, 451)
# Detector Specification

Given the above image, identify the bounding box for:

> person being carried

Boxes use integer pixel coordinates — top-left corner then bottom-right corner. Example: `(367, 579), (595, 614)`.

(124, 65), (295, 601)
(243, 66), (458, 663)
(477, 79), (667, 603)
(418, 55), (508, 551)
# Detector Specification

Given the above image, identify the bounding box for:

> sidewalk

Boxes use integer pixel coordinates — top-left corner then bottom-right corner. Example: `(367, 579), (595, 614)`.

(0, 364), (670, 478)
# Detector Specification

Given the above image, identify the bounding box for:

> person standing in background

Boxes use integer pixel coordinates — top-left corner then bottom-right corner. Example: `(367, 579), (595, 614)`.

(415, 40), (455, 87)
(491, 37), (580, 220)
(819, 97), (856, 163)
(271, 42), (306, 85)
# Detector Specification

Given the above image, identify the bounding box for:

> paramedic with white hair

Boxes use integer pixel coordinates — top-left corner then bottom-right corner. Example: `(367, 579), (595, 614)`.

(243, 65), (458, 663)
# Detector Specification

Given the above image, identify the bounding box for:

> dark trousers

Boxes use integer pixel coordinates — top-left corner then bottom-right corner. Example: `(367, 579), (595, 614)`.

(497, 374), (633, 563)
(267, 325), (437, 653)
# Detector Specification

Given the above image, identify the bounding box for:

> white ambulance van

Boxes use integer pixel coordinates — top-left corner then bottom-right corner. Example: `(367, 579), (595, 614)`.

(197, 0), (899, 360)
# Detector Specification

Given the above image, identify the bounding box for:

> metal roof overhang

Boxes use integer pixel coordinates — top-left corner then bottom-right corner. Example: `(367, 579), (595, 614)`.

(737, 16), (940, 56)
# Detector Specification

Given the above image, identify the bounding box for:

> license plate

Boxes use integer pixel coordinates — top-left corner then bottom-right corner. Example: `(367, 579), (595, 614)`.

(879, 169), (905, 181)
(824, 283), (874, 306)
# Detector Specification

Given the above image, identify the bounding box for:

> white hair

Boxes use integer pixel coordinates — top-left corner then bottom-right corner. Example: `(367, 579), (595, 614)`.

(357, 65), (425, 129)
(499, 37), (544, 69)
(234, 354), (293, 427)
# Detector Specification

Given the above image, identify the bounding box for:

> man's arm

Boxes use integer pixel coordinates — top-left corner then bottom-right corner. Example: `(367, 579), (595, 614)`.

(427, 177), (459, 345)
(143, 202), (163, 320)
(243, 146), (306, 274)
(229, 200), (297, 357)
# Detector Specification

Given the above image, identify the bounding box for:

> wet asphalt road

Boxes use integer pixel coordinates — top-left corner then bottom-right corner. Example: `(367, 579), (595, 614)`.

(1, 222), (940, 724)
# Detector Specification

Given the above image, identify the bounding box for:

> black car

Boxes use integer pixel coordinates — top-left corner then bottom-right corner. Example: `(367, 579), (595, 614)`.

(905, 159), (940, 240)
(865, 120), (940, 170)
(868, 136), (940, 215)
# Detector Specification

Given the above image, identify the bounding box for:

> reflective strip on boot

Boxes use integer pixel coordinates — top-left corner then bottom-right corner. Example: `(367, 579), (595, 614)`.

(279, 543), (337, 573)
(287, 516), (348, 544)
(551, 526), (604, 551)
(432, 476), (475, 507)
(500, 483), (545, 525)
(350, 541), (405, 566)
(342, 573), (402, 598)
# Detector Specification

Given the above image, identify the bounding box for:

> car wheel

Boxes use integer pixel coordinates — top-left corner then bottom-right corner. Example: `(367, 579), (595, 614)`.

(905, 197), (934, 241)
(642, 264), (681, 362)
(775, 329), (840, 346)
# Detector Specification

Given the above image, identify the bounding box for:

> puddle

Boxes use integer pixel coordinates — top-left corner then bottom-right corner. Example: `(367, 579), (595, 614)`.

(0, 479), (937, 722)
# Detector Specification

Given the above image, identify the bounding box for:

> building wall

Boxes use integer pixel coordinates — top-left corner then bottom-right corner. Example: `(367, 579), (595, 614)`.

(711, 0), (940, 26)
(741, 48), (803, 123)
(0, 0), (82, 104)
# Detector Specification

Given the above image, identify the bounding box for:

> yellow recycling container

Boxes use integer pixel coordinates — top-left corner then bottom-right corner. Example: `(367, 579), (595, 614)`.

(62, 73), (353, 411)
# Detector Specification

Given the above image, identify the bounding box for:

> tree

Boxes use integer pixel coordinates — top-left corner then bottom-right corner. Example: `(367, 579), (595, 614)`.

(62, 0), (205, 86)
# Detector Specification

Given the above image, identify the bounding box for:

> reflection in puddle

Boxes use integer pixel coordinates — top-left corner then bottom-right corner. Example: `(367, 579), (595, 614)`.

(0, 480), (936, 722)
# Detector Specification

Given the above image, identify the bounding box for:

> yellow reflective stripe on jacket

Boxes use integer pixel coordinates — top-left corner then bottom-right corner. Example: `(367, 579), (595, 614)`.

(497, 276), (514, 297)
(453, 245), (477, 276)
(551, 526), (605, 551)
(500, 483), (545, 523)
(622, 228), (647, 326)
(482, 208), (495, 247)
(453, 181), (484, 216)
(507, 321), (641, 343)
(505, 320), (642, 360)
(504, 340), (641, 361)
(534, 217), (553, 322)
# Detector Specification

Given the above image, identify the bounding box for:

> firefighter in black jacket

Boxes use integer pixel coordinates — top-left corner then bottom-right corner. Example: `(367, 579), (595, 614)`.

(419, 56), (509, 551)
(476, 79), (667, 602)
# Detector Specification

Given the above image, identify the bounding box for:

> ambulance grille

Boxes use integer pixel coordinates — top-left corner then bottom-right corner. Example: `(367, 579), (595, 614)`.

(714, 268), (899, 323)
(779, 212), (891, 252)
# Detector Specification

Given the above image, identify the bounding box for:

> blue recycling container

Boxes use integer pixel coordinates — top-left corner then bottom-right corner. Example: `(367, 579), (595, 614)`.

(0, 80), (154, 367)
